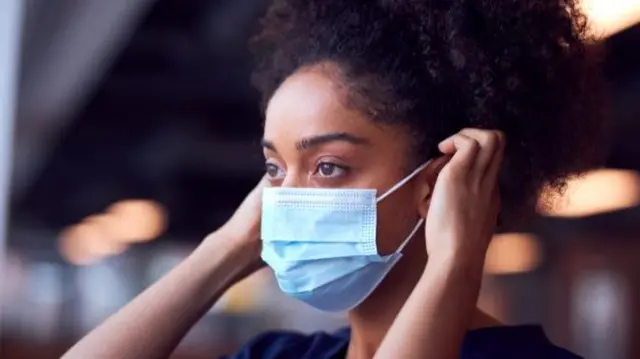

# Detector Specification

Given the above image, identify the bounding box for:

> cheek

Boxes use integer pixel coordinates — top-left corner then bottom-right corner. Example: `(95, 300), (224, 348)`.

(375, 191), (421, 255)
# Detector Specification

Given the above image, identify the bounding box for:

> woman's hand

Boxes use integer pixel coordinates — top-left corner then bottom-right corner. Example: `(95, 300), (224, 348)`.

(375, 129), (505, 359)
(425, 128), (505, 264)
(204, 175), (270, 280)
(219, 175), (269, 243)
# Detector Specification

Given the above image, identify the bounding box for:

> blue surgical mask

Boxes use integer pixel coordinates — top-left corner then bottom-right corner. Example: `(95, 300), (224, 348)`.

(260, 162), (430, 312)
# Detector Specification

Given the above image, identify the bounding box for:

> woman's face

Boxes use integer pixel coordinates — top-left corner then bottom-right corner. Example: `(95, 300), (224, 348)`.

(262, 65), (431, 255)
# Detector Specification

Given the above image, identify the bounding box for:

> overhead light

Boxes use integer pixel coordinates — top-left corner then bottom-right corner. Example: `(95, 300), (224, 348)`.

(485, 233), (542, 275)
(106, 200), (167, 243)
(58, 200), (166, 265)
(582, 0), (640, 37)
(540, 169), (640, 217)
(58, 222), (127, 266)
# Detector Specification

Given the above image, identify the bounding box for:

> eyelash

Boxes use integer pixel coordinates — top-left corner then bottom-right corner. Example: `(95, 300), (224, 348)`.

(265, 162), (285, 179)
(314, 162), (349, 178)
(263, 161), (350, 180)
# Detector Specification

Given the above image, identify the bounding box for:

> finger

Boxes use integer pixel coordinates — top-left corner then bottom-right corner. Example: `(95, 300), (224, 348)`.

(238, 175), (270, 211)
(438, 134), (457, 154)
(485, 130), (506, 185)
(438, 133), (480, 174)
(252, 175), (271, 194)
(425, 155), (451, 190)
(258, 174), (271, 187)
(458, 128), (500, 176)
(430, 155), (451, 179)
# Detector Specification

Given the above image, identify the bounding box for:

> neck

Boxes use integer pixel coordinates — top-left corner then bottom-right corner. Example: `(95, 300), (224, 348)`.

(344, 250), (502, 359)
(345, 250), (424, 359)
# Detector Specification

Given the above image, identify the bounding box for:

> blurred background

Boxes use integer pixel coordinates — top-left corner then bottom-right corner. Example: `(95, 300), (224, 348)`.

(0, 0), (639, 358)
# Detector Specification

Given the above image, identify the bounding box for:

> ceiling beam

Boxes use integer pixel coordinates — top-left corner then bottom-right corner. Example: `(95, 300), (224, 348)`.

(12, 0), (156, 198)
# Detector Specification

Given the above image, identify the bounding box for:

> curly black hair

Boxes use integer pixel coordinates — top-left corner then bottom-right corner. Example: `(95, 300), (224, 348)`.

(250, 0), (608, 224)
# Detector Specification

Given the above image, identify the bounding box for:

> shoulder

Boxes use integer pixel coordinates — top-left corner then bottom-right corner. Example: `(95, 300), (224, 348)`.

(220, 328), (350, 359)
(461, 325), (582, 359)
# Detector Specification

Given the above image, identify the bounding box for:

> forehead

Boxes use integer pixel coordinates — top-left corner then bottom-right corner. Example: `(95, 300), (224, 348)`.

(263, 66), (405, 144)
(264, 68), (357, 136)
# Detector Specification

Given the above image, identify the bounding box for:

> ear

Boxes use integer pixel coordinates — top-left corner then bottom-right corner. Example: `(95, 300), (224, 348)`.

(417, 156), (450, 218)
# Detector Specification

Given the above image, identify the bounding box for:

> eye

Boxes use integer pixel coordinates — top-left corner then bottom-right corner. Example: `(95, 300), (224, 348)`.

(265, 162), (285, 179)
(315, 162), (348, 178)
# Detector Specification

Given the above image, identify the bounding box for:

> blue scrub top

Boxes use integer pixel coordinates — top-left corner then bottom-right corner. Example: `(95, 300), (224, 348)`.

(220, 325), (582, 359)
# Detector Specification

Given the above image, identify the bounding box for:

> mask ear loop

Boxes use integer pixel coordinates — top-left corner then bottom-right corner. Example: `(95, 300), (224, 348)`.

(395, 218), (425, 254)
(376, 161), (432, 203)
(376, 161), (431, 254)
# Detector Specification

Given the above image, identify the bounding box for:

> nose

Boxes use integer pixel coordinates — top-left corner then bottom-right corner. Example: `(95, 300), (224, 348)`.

(280, 168), (306, 188)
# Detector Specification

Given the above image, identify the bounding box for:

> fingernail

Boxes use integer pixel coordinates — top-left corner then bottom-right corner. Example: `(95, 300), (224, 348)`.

(438, 137), (451, 147)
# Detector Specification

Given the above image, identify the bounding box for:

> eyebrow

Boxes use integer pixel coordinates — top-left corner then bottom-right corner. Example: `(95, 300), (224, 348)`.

(261, 132), (370, 153)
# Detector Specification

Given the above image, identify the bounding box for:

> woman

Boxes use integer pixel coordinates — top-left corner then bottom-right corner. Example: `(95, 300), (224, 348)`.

(63, 0), (606, 358)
